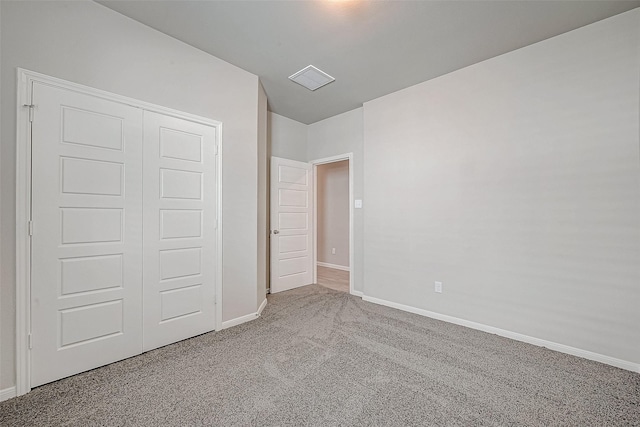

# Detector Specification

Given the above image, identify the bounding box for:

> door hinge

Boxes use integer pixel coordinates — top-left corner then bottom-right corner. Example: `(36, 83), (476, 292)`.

(28, 221), (34, 236)
(28, 334), (33, 350)
(24, 104), (35, 122)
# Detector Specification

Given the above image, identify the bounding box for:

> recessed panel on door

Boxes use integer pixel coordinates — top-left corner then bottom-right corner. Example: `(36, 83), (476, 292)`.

(62, 106), (124, 151)
(61, 208), (122, 244)
(279, 235), (308, 254)
(279, 212), (308, 230)
(279, 257), (308, 277)
(160, 169), (202, 200)
(279, 189), (307, 207)
(160, 248), (202, 281)
(61, 157), (123, 196)
(160, 210), (202, 239)
(60, 254), (123, 295)
(60, 300), (123, 347)
(279, 165), (308, 185)
(160, 285), (202, 322)
(160, 128), (202, 163)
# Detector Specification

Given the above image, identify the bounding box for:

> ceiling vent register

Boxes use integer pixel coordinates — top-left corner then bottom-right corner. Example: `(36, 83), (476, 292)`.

(289, 65), (335, 91)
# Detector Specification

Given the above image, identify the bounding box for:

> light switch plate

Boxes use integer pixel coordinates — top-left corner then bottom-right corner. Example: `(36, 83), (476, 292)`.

(355, 199), (363, 209)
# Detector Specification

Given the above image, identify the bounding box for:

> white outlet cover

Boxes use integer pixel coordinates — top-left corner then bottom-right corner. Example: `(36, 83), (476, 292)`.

(435, 281), (443, 293)
(355, 199), (363, 209)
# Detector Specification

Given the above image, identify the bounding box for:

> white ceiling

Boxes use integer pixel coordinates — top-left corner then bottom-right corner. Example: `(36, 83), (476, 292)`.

(98, 1), (640, 124)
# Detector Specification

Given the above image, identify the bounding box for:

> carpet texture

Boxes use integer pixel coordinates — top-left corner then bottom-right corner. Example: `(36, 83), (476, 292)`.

(1, 285), (639, 426)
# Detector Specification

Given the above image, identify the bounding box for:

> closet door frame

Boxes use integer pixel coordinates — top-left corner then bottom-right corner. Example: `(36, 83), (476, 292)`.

(15, 68), (223, 396)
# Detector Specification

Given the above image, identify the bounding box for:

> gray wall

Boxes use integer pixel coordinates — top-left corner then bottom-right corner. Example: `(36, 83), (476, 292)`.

(317, 161), (350, 268)
(308, 108), (364, 293)
(1, 0), (262, 389)
(363, 10), (640, 365)
(269, 112), (307, 162)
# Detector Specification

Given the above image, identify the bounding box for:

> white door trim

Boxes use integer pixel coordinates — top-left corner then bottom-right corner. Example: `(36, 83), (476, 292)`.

(309, 153), (355, 296)
(15, 68), (224, 396)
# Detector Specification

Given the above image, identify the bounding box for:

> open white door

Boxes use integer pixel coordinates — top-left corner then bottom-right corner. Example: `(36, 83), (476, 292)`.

(270, 157), (313, 293)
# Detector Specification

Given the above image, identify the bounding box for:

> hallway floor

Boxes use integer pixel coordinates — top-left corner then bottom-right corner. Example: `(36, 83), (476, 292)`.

(317, 266), (349, 293)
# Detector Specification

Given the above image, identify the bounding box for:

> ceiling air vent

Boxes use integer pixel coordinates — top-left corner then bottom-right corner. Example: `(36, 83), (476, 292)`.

(288, 65), (335, 91)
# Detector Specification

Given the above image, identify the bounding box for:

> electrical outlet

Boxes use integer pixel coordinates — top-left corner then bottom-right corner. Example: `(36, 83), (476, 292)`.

(435, 281), (443, 293)
(332, 248), (336, 255)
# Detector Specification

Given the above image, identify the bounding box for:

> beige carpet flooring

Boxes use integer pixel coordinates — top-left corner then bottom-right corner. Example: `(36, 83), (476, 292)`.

(1, 285), (639, 426)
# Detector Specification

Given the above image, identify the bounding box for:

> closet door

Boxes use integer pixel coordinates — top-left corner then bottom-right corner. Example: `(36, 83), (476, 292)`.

(30, 83), (143, 387)
(142, 111), (218, 351)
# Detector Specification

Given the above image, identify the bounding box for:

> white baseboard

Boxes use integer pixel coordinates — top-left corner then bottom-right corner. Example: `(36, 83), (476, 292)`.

(1, 386), (17, 402)
(362, 295), (640, 374)
(350, 290), (364, 298)
(317, 262), (350, 272)
(257, 298), (267, 316)
(221, 299), (268, 330)
(221, 312), (258, 329)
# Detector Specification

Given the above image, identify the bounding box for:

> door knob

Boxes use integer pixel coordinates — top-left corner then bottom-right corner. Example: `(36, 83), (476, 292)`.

(273, 230), (280, 234)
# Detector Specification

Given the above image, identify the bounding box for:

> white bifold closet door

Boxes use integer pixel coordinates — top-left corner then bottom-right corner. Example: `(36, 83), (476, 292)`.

(142, 111), (217, 352)
(30, 83), (144, 387)
(30, 82), (218, 387)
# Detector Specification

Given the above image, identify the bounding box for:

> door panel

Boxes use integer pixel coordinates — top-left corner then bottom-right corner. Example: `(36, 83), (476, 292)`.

(270, 157), (313, 293)
(30, 83), (143, 387)
(142, 111), (217, 352)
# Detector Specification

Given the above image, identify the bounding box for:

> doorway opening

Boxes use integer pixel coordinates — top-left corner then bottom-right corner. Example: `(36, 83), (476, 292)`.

(311, 154), (354, 294)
